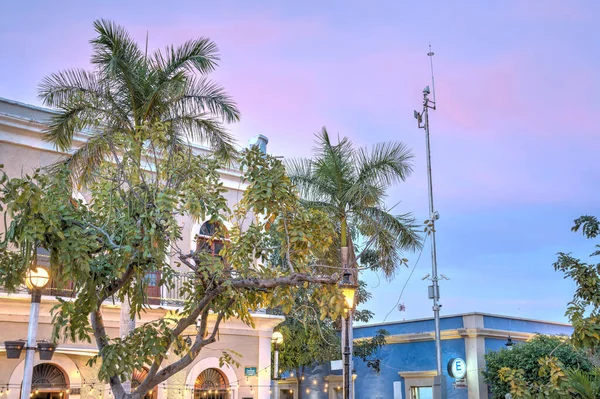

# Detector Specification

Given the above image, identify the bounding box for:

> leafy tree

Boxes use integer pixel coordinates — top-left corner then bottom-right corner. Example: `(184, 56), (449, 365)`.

(37, 19), (241, 350)
(285, 129), (420, 397)
(275, 280), (388, 399)
(483, 335), (592, 398)
(0, 125), (348, 399)
(554, 215), (600, 350)
(499, 357), (600, 398)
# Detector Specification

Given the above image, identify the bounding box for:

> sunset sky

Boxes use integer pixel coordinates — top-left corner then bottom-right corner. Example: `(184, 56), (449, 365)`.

(1, 1), (599, 324)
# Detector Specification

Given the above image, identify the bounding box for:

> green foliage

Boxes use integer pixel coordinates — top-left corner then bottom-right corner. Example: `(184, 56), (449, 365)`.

(554, 215), (600, 351)
(0, 123), (345, 399)
(483, 335), (592, 398)
(276, 279), (388, 378)
(499, 357), (600, 398)
(38, 19), (240, 185)
(286, 127), (421, 277)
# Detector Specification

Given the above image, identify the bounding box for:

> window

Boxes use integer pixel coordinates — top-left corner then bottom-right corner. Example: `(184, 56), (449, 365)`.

(196, 221), (228, 262)
(280, 389), (294, 399)
(132, 368), (157, 399)
(411, 387), (433, 399)
(194, 368), (229, 399)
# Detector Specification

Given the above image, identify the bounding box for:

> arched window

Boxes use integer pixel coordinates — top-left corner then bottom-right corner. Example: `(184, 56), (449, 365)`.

(196, 221), (228, 261)
(26, 363), (69, 398)
(131, 368), (156, 399)
(193, 368), (229, 399)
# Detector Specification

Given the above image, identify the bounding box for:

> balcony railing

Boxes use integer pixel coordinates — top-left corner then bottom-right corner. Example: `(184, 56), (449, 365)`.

(0, 272), (196, 307)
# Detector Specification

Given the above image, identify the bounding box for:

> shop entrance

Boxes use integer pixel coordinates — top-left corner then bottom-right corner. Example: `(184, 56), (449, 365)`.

(31, 393), (64, 399)
(25, 364), (69, 399)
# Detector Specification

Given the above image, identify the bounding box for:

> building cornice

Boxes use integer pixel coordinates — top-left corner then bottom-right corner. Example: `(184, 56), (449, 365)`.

(355, 311), (571, 330)
(356, 328), (534, 345)
(0, 111), (247, 189)
(398, 370), (437, 379)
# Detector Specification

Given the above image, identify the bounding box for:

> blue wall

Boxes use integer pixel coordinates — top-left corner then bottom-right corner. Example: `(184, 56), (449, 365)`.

(287, 314), (571, 399)
(354, 316), (464, 339)
(353, 338), (468, 399)
(483, 316), (572, 335)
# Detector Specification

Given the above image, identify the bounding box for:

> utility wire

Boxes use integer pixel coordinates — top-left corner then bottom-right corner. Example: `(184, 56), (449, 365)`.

(382, 235), (427, 323)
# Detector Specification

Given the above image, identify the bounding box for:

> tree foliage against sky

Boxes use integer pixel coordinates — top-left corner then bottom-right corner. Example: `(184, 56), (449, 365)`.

(487, 215), (600, 399)
(285, 128), (421, 277)
(38, 19), (240, 184)
(0, 124), (347, 399)
(554, 215), (600, 350)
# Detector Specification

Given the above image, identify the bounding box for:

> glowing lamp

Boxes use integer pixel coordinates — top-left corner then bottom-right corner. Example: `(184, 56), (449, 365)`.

(25, 267), (50, 290)
(271, 331), (283, 345)
(339, 272), (357, 310)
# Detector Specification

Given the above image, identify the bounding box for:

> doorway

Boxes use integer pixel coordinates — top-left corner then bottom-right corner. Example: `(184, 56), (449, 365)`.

(411, 386), (433, 399)
(31, 392), (64, 399)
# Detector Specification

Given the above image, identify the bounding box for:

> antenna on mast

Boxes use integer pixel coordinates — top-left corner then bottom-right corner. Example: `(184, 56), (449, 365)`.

(428, 44), (437, 109)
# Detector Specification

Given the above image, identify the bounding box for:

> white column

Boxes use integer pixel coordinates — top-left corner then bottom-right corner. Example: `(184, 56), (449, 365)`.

(463, 315), (487, 399)
(257, 332), (272, 399)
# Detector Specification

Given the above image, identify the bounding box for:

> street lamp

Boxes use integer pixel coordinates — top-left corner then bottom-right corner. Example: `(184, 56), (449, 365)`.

(505, 336), (514, 350)
(339, 271), (357, 399)
(21, 263), (50, 399)
(271, 331), (284, 399)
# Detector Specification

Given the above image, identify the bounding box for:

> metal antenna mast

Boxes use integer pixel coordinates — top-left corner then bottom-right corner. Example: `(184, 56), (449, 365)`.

(414, 46), (444, 398)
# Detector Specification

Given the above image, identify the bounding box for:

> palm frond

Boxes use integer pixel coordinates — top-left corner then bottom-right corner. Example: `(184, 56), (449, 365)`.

(360, 206), (422, 252)
(286, 158), (335, 203)
(356, 141), (414, 188)
(165, 76), (240, 123)
(167, 114), (236, 160)
(355, 207), (422, 277)
(313, 128), (356, 194)
(153, 37), (219, 78)
(38, 69), (102, 107)
(342, 181), (386, 211)
(90, 19), (144, 78)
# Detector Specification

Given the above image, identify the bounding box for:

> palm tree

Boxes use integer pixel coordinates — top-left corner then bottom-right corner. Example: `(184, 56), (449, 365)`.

(286, 127), (421, 277)
(37, 20), (241, 378)
(286, 128), (421, 398)
(38, 19), (240, 183)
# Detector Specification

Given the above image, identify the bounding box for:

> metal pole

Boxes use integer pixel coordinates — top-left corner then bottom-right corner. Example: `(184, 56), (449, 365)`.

(21, 290), (41, 399)
(273, 344), (279, 399)
(423, 92), (442, 376)
(343, 314), (350, 399)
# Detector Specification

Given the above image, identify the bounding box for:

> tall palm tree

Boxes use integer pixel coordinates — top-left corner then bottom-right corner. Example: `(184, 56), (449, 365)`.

(287, 128), (421, 398)
(38, 19), (240, 183)
(286, 127), (421, 277)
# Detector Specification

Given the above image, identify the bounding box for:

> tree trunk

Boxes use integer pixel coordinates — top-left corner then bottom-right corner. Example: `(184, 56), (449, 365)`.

(297, 367), (304, 399)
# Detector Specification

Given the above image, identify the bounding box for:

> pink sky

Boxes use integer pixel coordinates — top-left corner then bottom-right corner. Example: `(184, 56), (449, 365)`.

(1, 0), (599, 323)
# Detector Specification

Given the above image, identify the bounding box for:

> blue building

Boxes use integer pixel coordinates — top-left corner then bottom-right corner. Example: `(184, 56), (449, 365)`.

(273, 312), (572, 399)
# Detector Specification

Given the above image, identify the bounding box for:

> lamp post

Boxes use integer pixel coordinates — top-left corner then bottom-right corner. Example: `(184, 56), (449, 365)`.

(339, 272), (357, 399)
(21, 265), (50, 399)
(271, 331), (283, 399)
(505, 336), (514, 350)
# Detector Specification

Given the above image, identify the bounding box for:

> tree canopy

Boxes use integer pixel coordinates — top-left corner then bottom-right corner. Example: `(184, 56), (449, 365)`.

(554, 215), (600, 350)
(0, 123), (348, 399)
(38, 19), (240, 184)
(286, 128), (421, 277)
(483, 335), (592, 398)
